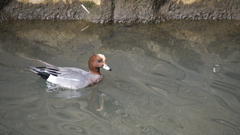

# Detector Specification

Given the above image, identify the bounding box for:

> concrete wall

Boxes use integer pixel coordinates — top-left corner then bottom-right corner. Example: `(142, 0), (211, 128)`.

(17, 0), (101, 5)
(1, 0), (240, 23)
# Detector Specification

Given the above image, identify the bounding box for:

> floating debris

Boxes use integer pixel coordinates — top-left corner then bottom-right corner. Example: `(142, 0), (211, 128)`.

(213, 64), (222, 73)
(203, 46), (209, 54)
(81, 4), (90, 14)
(81, 25), (89, 31)
(213, 65), (219, 73)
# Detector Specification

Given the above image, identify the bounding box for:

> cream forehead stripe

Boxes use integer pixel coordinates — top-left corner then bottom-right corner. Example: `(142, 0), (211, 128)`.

(97, 54), (106, 62)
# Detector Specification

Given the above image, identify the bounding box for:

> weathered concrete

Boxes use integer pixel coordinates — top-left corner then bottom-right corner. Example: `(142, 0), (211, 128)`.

(0, 0), (113, 23)
(16, 0), (101, 5)
(1, 0), (240, 23)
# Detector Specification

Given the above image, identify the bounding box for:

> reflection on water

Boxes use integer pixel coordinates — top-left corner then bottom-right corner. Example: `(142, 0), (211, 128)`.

(0, 20), (240, 135)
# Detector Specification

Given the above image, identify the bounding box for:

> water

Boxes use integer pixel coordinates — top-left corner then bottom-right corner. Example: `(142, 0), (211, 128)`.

(0, 20), (240, 135)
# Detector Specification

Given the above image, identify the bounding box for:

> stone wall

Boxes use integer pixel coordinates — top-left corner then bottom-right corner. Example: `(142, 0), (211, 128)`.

(0, 0), (11, 10)
(1, 0), (240, 23)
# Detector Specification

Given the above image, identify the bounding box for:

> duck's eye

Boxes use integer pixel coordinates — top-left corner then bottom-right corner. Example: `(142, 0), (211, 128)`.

(97, 60), (102, 63)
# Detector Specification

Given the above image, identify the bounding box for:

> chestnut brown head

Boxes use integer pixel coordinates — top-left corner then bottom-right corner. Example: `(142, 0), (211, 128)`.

(88, 54), (111, 75)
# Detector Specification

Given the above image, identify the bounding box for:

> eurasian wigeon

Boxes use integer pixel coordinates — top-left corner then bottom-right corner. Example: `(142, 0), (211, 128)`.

(28, 54), (111, 89)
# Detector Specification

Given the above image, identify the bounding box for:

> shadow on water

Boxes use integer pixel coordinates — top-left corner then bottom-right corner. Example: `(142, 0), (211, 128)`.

(0, 20), (240, 135)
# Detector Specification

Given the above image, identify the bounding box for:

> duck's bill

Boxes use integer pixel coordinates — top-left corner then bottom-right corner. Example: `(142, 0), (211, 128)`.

(103, 64), (112, 71)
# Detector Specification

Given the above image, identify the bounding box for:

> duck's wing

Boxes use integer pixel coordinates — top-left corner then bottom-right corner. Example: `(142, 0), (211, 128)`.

(33, 60), (89, 79)
(55, 67), (90, 80)
(47, 67), (101, 89)
(35, 60), (89, 79)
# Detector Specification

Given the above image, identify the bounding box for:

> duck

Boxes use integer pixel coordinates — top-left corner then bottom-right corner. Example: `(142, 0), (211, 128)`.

(28, 54), (112, 89)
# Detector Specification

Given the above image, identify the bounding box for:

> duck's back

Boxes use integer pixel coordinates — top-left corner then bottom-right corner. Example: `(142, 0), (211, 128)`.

(47, 67), (102, 89)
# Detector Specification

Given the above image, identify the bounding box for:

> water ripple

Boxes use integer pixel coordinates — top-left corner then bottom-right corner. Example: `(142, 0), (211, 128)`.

(210, 87), (240, 115)
(0, 123), (7, 134)
(7, 129), (25, 135)
(115, 81), (140, 95)
(222, 129), (240, 135)
(128, 53), (186, 80)
(144, 82), (202, 106)
(136, 125), (167, 135)
(58, 123), (84, 133)
(111, 120), (136, 134)
(157, 115), (184, 129)
(210, 118), (239, 129)
(28, 121), (55, 134)
(81, 120), (115, 135)
(151, 63), (186, 80)
(2, 111), (19, 120)
(177, 86), (209, 103)
(146, 84), (168, 96)
(51, 109), (88, 122)
(47, 102), (89, 122)
(28, 114), (39, 119)
(150, 115), (180, 134)
(225, 72), (240, 81)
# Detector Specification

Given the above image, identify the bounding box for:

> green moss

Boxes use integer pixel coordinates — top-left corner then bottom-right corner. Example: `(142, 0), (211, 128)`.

(83, 2), (95, 9)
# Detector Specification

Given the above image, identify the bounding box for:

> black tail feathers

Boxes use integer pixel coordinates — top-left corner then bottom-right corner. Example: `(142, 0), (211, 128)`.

(28, 67), (50, 80)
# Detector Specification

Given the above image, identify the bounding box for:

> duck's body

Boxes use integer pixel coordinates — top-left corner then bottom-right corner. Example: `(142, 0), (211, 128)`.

(28, 54), (111, 89)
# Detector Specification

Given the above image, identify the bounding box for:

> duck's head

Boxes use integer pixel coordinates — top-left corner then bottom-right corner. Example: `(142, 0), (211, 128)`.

(88, 54), (112, 75)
